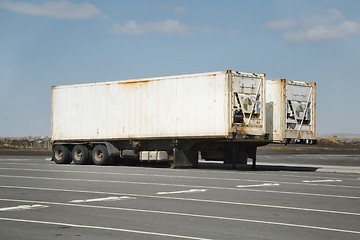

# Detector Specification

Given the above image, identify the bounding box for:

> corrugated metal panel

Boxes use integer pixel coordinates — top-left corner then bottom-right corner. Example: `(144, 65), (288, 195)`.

(266, 79), (316, 142)
(52, 70), (267, 141)
(52, 71), (230, 140)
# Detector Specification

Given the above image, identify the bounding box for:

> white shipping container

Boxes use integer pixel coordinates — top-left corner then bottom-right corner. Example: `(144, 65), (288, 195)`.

(52, 70), (266, 142)
(266, 79), (316, 143)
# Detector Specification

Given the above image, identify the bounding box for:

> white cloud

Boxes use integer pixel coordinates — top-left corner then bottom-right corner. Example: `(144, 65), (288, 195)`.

(302, 9), (344, 28)
(264, 19), (295, 30)
(111, 19), (191, 35)
(197, 26), (218, 35)
(265, 9), (360, 43)
(284, 21), (360, 43)
(0, 0), (106, 19)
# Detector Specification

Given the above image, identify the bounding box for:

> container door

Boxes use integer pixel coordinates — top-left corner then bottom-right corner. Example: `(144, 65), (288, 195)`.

(231, 72), (265, 135)
(285, 81), (315, 138)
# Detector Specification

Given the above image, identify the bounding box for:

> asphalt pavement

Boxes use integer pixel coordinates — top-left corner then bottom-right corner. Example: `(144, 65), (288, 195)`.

(0, 153), (359, 240)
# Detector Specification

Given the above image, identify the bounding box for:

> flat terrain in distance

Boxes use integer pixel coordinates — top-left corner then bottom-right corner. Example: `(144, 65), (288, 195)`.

(0, 152), (359, 240)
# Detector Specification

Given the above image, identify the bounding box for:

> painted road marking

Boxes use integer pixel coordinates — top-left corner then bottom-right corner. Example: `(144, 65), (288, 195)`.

(0, 175), (359, 199)
(45, 158), (52, 161)
(1, 166), (360, 184)
(302, 180), (342, 183)
(237, 183), (280, 188)
(0, 159), (41, 161)
(0, 204), (48, 212)
(0, 202), (359, 235)
(2, 187), (360, 216)
(70, 196), (135, 203)
(0, 217), (214, 240)
(157, 189), (207, 195)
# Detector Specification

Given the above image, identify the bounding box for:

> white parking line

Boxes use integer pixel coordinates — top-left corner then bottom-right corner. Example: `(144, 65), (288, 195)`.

(0, 200), (359, 235)
(0, 204), (48, 211)
(1, 186), (359, 216)
(237, 183), (280, 188)
(157, 189), (207, 195)
(1, 161), (360, 180)
(0, 174), (358, 199)
(0, 159), (42, 161)
(70, 196), (135, 203)
(0, 217), (213, 240)
(302, 180), (342, 183)
(0, 167), (359, 188)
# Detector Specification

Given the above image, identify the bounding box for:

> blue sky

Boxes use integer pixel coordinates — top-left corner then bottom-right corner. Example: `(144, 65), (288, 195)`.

(0, 0), (359, 137)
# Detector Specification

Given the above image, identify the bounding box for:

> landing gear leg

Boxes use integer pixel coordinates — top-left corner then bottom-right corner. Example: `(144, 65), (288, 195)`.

(246, 146), (257, 170)
(224, 144), (248, 169)
(172, 142), (198, 168)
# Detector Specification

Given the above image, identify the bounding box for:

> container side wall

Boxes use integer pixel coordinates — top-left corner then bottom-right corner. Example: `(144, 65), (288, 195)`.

(266, 80), (285, 141)
(52, 72), (229, 141)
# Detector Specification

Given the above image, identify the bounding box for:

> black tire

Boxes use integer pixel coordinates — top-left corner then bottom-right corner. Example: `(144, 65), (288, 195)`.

(92, 144), (110, 165)
(72, 145), (91, 165)
(52, 145), (72, 164)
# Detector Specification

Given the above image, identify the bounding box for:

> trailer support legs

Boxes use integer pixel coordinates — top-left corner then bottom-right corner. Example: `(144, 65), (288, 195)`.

(232, 145), (248, 168)
(172, 149), (199, 168)
(246, 146), (257, 170)
(224, 144), (257, 169)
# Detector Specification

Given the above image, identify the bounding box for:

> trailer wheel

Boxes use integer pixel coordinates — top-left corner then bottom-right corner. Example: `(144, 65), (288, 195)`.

(92, 144), (110, 165)
(52, 145), (72, 164)
(72, 145), (91, 165)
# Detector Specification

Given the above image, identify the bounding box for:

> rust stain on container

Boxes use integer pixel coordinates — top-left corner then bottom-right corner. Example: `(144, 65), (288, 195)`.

(119, 80), (151, 85)
(117, 80), (152, 90)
